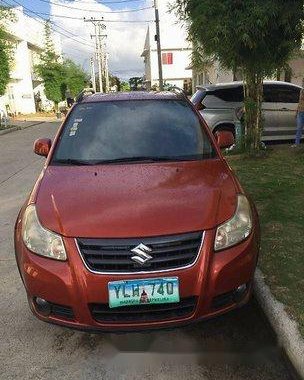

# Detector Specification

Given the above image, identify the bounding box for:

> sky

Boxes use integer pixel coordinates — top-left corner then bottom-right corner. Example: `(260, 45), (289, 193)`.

(11, 0), (155, 80)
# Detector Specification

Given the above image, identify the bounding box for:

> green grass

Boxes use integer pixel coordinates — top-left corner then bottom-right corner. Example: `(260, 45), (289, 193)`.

(228, 146), (304, 335)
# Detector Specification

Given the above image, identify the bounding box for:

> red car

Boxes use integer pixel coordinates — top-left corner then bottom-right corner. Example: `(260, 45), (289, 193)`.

(14, 91), (260, 332)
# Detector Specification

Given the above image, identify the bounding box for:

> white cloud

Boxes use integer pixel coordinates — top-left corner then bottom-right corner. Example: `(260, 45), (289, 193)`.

(50, 0), (153, 80)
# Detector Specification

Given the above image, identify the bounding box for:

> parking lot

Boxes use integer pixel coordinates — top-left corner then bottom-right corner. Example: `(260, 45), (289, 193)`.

(0, 123), (296, 380)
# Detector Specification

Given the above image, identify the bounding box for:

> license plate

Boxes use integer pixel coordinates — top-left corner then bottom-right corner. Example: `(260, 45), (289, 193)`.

(108, 277), (179, 308)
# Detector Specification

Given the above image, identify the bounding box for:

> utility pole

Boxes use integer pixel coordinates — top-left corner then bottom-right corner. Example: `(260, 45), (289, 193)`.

(90, 57), (96, 92)
(105, 52), (110, 93)
(96, 23), (103, 93)
(84, 17), (107, 93)
(154, 0), (163, 91)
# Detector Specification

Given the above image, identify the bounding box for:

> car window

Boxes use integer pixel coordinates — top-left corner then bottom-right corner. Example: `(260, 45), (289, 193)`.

(52, 100), (216, 164)
(263, 85), (278, 102)
(263, 84), (301, 103)
(213, 86), (244, 102)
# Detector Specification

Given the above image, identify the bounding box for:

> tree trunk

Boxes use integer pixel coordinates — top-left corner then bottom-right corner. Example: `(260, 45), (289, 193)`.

(243, 71), (264, 154)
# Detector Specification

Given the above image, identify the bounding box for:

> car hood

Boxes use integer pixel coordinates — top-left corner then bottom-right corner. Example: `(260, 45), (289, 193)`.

(35, 159), (238, 238)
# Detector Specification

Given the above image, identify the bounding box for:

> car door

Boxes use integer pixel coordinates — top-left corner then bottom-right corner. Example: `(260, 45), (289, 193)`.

(262, 83), (301, 141)
(203, 86), (244, 131)
(262, 84), (281, 141)
(275, 84), (300, 137)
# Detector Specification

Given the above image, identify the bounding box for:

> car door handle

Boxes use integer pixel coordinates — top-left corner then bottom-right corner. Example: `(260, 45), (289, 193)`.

(280, 108), (290, 111)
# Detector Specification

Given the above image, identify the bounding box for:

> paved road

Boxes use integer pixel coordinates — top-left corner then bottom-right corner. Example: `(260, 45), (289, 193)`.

(0, 123), (295, 380)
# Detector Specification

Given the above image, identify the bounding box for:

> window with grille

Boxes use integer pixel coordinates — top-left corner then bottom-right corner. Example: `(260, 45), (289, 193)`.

(162, 52), (173, 65)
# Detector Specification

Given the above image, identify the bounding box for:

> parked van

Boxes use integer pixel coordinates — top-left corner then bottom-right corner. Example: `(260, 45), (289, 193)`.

(191, 81), (302, 142)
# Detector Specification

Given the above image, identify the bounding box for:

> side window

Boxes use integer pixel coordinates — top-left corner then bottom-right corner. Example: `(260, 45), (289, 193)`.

(263, 85), (280, 103)
(276, 86), (301, 103)
(213, 86), (244, 102)
(264, 84), (301, 103)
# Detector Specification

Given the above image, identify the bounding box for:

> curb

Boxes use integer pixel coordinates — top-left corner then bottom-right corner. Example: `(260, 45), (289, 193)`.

(0, 121), (45, 136)
(0, 126), (19, 136)
(254, 269), (304, 379)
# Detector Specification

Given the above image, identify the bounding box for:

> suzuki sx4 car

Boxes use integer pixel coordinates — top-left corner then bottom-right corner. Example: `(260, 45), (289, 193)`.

(14, 92), (260, 332)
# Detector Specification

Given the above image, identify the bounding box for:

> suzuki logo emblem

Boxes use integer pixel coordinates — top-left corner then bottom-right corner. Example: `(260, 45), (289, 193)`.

(131, 243), (153, 265)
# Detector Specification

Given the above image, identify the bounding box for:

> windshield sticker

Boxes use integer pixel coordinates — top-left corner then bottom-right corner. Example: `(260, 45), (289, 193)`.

(69, 122), (79, 136)
(68, 118), (84, 136)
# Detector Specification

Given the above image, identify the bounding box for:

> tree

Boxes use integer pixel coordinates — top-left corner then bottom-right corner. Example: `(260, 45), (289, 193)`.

(129, 77), (143, 91)
(173, 0), (304, 154)
(109, 75), (121, 91)
(36, 21), (65, 111)
(0, 7), (15, 96)
(120, 81), (131, 92)
(36, 22), (89, 110)
(0, 29), (10, 96)
(61, 59), (88, 98)
(100, 73), (121, 92)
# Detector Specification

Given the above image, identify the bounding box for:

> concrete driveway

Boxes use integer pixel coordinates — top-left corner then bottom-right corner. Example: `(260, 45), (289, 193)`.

(0, 123), (295, 380)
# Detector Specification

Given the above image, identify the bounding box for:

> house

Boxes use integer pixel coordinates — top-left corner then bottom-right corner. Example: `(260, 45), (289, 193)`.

(141, 0), (192, 93)
(192, 55), (304, 91)
(0, 6), (61, 116)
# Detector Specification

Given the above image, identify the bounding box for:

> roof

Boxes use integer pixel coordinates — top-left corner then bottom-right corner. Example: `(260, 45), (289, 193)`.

(197, 81), (302, 91)
(81, 91), (185, 103)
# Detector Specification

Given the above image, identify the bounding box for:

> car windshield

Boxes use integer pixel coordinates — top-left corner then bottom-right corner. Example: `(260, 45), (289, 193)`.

(52, 99), (216, 164)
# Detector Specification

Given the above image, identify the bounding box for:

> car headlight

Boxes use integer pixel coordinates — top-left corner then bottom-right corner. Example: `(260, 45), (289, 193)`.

(214, 194), (252, 251)
(22, 204), (67, 261)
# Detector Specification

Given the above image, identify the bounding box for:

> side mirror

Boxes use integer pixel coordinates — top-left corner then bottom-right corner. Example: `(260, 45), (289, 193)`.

(33, 138), (52, 157)
(215, 130), (235, 149)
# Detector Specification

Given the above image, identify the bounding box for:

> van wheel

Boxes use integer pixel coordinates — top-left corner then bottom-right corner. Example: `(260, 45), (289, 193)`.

(213, 125), (235, 138)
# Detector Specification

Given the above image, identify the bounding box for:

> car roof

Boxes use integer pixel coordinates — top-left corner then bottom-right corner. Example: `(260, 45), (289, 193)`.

(196, 81), (302, 91)
(81, 91), (185, 103)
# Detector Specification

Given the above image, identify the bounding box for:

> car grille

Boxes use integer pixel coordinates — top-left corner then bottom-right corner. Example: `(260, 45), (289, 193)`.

(90, 297), (197, 323)
(77, 232), (203, 273)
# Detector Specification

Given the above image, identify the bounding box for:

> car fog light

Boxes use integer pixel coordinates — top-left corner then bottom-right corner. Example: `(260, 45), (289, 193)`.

(233, 284), (247, 303)
(34, 297), (51, 316)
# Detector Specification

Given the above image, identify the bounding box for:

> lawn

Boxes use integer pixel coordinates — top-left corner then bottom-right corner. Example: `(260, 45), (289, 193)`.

(227, 146), (304, 336)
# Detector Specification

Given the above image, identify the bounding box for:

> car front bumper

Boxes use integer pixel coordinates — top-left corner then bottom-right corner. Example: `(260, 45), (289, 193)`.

(15, 227), (259, 332)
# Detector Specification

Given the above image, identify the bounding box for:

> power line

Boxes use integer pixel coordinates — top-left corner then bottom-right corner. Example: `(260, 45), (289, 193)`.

(85, 0), (146, 4)
(37, 11), (153, 22)
(7, 0), (153, 24)
(7, 0), (95, 48)
(36, 0), (153, 14)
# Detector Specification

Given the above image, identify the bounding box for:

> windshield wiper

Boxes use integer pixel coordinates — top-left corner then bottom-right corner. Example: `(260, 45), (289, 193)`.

(88, 156), (199, 164)
(53, 156), (203, 166)
(52, 158), (96, 166)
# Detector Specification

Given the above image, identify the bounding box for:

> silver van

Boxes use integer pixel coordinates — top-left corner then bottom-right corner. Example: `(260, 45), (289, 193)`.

(191, 81), (302, 142)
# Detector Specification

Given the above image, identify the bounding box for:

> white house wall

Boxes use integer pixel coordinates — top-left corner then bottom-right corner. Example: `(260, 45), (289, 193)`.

(142, 0), (192, 88)
(150, 49), (192, 87)
(0, 6), (61, 115)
